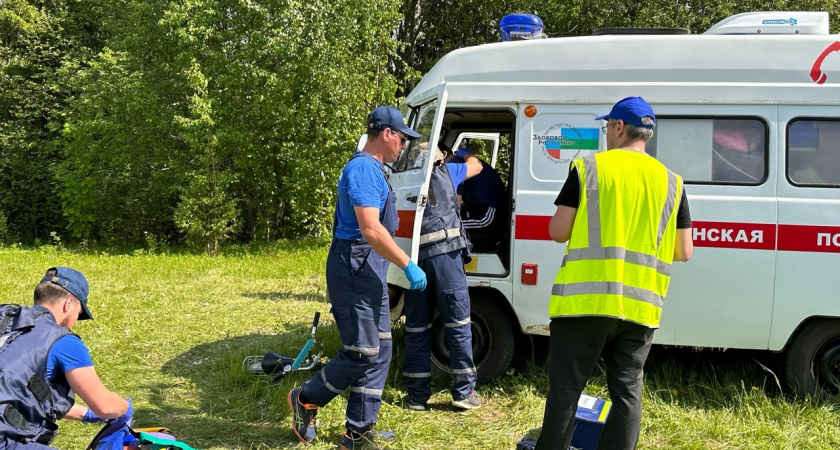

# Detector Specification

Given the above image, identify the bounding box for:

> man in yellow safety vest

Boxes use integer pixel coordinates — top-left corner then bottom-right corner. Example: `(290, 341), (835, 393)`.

(534, 96), (694, 450)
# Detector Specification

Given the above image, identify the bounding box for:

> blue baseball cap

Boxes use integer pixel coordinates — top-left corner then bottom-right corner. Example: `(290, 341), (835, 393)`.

(366, 106), (421, 139)
(595, 96), (656, 129)
(41, 267), (93, 320)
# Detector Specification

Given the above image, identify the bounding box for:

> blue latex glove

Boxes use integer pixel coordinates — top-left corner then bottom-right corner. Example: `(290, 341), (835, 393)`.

(108, 398), (133, 429)
(82, 407), (106, 423)
(454, 146), (470, 158)
(403, 260), (427, 291)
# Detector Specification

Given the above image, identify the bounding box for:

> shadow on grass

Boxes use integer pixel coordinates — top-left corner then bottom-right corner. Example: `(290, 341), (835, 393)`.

(155, 329), (324, 449)
(148, 320), (805, 448)
(513, 344), (791, 409)
(638, 345), (796, 415)
(241, 292), (327, 303)
(503, 346), (791, 446)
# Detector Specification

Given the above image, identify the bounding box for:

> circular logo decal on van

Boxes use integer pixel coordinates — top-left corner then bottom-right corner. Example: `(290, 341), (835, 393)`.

(533, 123), (599, 164)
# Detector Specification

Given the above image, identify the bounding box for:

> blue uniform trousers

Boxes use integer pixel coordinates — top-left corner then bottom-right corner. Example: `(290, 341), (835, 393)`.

(402, 250), (476, 403)
(301, 239), (392, 434)
(0, 438), (55, 450)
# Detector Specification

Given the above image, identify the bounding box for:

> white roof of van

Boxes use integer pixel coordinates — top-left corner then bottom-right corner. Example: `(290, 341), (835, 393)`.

(405, 33), (840, 105)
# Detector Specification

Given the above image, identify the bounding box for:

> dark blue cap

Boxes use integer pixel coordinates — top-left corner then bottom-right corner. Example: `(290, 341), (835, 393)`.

(595, 96), (656, 129)
(366, 106), (421, 139)
(42, 267), (93, 320)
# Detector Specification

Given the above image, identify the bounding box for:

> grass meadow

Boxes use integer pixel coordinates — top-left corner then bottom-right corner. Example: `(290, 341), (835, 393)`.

(2, 241), (839, 449)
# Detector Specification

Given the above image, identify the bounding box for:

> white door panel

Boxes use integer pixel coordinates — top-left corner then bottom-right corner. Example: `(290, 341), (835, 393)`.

(387, 86), (449, 288)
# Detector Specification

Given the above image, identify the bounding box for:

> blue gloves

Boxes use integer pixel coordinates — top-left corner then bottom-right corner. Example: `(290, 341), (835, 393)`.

(403, 260), (427, 291)
(108, 398), (133, 428)
(454, 146), (470, 158)
(82, 407), (106, 423)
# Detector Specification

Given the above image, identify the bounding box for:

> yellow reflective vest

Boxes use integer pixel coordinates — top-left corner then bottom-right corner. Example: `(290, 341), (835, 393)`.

(549, 150), (683, 328)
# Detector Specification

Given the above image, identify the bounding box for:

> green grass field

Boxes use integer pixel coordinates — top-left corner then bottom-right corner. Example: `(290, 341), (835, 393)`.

(2, 242), (839, 449)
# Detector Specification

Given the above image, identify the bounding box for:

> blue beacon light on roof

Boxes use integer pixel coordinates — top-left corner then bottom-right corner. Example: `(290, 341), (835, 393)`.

(499, 13), (545, 41)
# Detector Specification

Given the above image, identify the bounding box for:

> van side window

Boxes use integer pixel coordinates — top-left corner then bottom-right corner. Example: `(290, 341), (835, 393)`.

(394, 99), (439, 172)
(788, 119), (840, 187)
(647, 118), (767, 185)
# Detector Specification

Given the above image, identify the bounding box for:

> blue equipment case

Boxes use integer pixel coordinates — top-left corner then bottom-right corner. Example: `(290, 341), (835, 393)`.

(516, 393), (611, 450)
(570, 393), (611, 449)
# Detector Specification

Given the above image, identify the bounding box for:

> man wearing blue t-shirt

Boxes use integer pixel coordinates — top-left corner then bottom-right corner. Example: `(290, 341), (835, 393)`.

(0, 267), (132, 449)
(450, 143), (508, 253)
(402, 143), (483, 412)
(289, 106), (426, 449)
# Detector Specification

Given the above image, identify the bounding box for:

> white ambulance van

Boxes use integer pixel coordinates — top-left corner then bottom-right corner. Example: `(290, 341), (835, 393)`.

(385, 11), (840, 397)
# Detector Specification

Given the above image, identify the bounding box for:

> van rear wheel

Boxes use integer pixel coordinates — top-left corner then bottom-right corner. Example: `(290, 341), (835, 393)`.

(430, 294), (516, 384)
(784, 319), (840, 398)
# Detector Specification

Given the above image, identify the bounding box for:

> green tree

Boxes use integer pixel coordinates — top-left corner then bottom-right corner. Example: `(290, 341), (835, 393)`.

(60, 0), (402, 246)
(0, 0), (107, 241)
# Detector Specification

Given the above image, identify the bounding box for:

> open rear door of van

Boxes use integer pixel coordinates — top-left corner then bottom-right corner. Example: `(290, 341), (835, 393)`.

(386, 86), (449, 289)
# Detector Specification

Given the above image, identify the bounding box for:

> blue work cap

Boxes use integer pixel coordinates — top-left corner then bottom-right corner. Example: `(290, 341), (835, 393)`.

(41, 267), (93, 320)
(595, 96), (656, 129)
(366, 106), (421, 139)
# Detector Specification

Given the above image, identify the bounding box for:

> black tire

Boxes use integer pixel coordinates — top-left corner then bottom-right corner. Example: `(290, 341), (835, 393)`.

(429, 292), (517, 384)
(388, 284), (405, 322)
(784, 319), (840, 398)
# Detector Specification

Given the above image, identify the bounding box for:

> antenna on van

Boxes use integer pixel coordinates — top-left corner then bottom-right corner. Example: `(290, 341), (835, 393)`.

(500, 14), (546, 41)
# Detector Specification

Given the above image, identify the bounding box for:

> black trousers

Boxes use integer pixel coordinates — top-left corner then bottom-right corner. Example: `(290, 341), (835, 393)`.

(535, 317), (654, 450)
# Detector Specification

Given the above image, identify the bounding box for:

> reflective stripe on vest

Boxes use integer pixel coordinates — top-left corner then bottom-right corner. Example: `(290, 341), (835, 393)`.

(549, 151), (682, 328)
(419, 227), (461, 245)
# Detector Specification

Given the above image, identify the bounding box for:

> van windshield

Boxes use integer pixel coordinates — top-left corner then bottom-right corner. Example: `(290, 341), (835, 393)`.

(394, 99), (439, 172)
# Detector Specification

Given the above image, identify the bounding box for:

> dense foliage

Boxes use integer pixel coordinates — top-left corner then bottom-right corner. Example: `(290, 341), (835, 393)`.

(59, 0), (401, 248)
(0, 0), (105, 242)
(2, 0), (839, 249)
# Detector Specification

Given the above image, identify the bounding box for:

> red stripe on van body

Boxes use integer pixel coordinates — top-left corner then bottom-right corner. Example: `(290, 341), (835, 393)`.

(514, 216), (777, 251)
(778, 224), (840, 253)
(515, 215), (552, 240)
(690, 221), (775, 250)
(511, 216), (840, 253)
(395, 210), (415, 239)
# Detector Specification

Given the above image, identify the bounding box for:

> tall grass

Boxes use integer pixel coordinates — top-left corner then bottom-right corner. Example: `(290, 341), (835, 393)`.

(1, 242), (838, 449)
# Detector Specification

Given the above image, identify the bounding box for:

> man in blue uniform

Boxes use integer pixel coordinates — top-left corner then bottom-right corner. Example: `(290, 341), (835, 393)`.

(0, 267), (133, 450)
(450, 143), (507, 253)
(402, 144), (483, 412)
(288, 106), (426, 449)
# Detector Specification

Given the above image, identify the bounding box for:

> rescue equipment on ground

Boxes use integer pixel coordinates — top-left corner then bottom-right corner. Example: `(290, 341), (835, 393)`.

(242, 312), (328, 382)
(516, 393), (611, 450)
(87, 423), (201, 450)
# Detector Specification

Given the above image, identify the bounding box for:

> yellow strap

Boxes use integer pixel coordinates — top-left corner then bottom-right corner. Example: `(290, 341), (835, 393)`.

(133, 427), (172, 434)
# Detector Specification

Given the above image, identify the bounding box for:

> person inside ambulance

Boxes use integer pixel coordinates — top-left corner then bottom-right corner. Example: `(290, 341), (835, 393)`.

(446, 140), (508, 255)
(0, 267), (132, 450)
(711, 119), (764, 183)
(401, 143), (484, 412)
